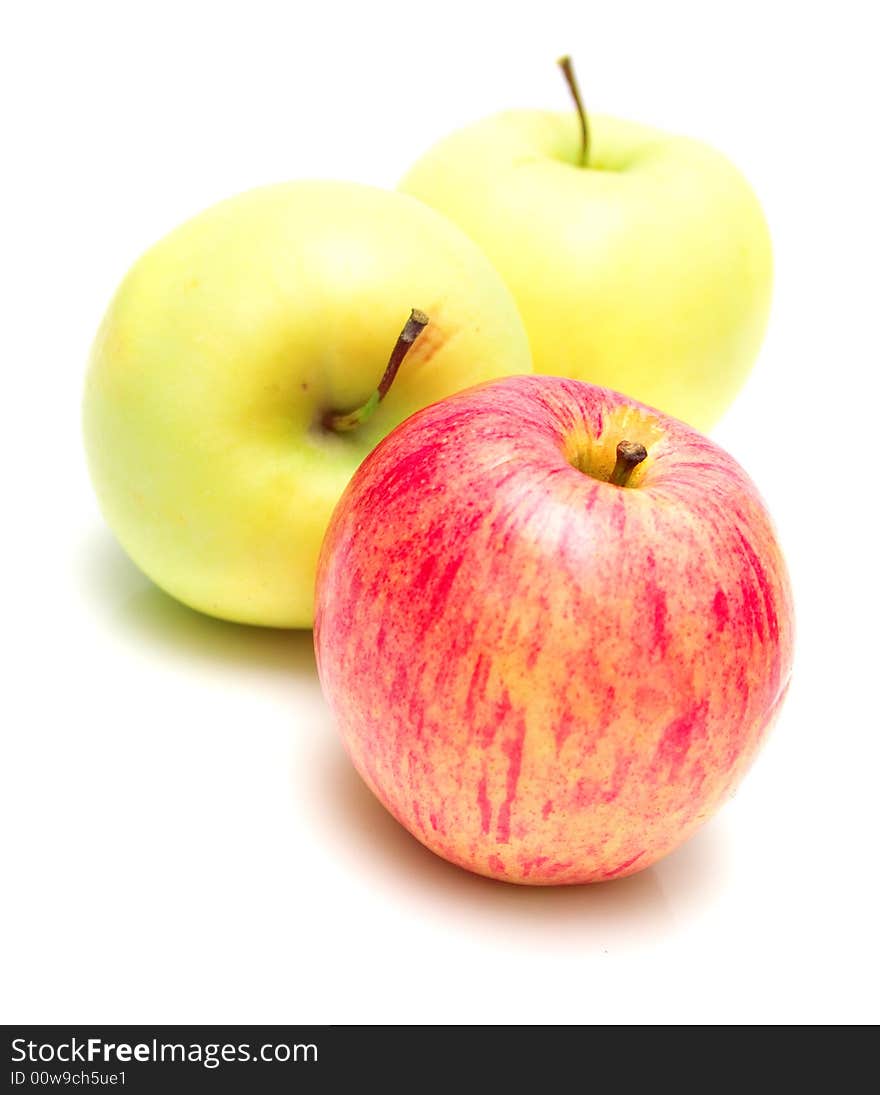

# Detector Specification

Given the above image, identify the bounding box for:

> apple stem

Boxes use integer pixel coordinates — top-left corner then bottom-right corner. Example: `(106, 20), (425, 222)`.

(609, 441), (648, 487)
(323, 309), (430, 433)
(557, 55), (590, 167)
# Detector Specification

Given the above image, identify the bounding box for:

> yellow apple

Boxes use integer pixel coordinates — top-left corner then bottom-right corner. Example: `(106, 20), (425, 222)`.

(400, 86), (772, 430)
(83, 181), (532, 627)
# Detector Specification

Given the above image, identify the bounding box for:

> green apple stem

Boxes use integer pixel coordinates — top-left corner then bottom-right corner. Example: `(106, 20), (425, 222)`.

(609, 441), (648, 487)
(557, 55), (590, 167)
(323, 309), (430, 433)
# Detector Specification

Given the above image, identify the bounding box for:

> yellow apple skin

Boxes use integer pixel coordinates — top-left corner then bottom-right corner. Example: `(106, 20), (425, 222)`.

(83, 181), (532, 627)
(400, 111), (772, 431)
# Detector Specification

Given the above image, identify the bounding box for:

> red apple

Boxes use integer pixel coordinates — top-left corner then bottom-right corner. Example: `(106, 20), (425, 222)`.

(314, 376), (794, 885)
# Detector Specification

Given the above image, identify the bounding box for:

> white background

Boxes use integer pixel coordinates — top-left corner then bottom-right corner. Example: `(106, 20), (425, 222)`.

(2, 0), (878, 1024)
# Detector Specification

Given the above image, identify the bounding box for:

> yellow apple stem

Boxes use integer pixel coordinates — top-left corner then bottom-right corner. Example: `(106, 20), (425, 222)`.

(557, 55), (590, 167)
(609, 440), (648, 487)
(323, 309), (430, 433)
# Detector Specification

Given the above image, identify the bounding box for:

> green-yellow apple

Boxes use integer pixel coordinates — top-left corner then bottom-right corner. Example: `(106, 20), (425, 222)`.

(400, 60), (772, 431)
(314, 375), (794, 884)
(83, 181), (532, 627)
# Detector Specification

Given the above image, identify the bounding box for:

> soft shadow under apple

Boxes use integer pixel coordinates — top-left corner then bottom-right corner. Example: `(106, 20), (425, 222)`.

(76, 528), (316, 678)
(78, 527), (730, 939)
(315, 741), (731, 947)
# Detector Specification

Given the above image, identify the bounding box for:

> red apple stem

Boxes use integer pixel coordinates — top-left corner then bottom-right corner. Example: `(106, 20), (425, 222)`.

(323, 309), (429, 433)
(558, 55), (590, 167)
(609, 440), (648, 487)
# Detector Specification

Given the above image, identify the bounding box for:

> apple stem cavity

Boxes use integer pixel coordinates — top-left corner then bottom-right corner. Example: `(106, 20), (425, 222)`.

(323, 309), (430, 433)
(609, 440), (648, 487)
(558, 55), (590, 167)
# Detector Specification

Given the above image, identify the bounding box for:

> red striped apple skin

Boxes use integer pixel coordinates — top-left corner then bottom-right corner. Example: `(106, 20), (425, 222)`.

(314, 376), (794, 885)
